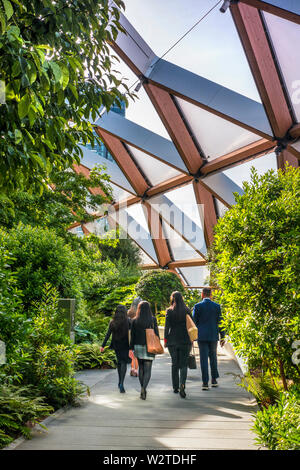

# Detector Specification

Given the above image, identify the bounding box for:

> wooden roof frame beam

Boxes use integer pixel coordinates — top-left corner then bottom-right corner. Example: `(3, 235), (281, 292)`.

(238, 1), (300, 25)
(230, 2), (293, 140)
(95, 128), (150, 197)
(142, 201), (172, 268)
(193, 181), (217, 247)
(144, 83), (204, 174)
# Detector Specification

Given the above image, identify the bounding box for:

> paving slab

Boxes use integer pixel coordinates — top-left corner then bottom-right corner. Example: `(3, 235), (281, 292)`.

(14, 351), (259, 450)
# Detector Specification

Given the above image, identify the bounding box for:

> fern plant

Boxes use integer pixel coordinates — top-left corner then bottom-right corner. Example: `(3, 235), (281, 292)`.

(74, 343), (116, 371)
(0, 384), (53, 449)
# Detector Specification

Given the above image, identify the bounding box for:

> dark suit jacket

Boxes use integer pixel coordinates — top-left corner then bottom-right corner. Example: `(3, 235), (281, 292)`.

(192, 298), (225, 342)
(164, 308), (191, 347)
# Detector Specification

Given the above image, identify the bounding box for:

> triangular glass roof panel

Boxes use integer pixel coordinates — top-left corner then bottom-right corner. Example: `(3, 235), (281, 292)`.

(162, 221), (204, 261)
(125, 144), (183, 186)
(222, 152), (278, 187)
(177, 266), (210, 287)
(263, 12), (300, 122)
(174, 96), (262, 160)
(80, 145), (136, 194)
(110, 206), (158, 264)
(149, 186), (207, 256)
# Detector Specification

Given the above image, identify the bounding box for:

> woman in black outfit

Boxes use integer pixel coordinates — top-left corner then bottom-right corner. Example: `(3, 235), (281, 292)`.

(101, 305), (131, 393)
(130, 301), (159, 400)
(164, 291), (192, 398)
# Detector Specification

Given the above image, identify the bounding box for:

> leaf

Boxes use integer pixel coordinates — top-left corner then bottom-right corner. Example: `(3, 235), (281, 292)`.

(59, 63), (69, 90)
(26, 61), (37, 85)
(14, 128), (22, 144)
(11, 60), (21, 77)
(2, 0), (13, 20)
(18, 93), (30, 119)
(49, 61), (62, 85)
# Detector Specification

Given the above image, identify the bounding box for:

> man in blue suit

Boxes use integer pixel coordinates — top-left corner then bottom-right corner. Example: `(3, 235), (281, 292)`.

(193, 287), (225, 390)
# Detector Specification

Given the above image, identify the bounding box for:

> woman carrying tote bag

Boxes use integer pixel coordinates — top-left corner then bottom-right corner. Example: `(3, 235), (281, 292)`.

(164, 291), (192, 398)
(129, 301), (160, 400)
(101, 305), (131, 394)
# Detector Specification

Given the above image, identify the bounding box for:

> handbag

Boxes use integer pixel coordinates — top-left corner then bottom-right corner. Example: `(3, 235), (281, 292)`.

(188, 344), (197, 369)
(186, 314), (198, 342)
(146, 327), (164, 355)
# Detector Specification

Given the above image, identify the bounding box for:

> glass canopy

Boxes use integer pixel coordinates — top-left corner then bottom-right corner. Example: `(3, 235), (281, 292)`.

(71, 1), (299, 286)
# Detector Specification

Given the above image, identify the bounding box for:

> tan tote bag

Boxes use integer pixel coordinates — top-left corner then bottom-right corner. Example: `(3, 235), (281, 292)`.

(186, 314), (198, 342)
(146, 328), (164, 355)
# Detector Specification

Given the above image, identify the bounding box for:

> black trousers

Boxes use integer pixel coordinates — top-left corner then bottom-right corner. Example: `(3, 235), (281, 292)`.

(168, 344), (190, 390)
(137, 359), (153, 390)
(117, 361), (127, 386)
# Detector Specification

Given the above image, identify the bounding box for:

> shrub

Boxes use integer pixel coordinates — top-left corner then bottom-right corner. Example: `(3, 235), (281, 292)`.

(75, 314), (111, 343)
(94, 284), (136, 315)
(183, 288), (202, 310)
(37, 377), (86, 409)
(253, 386), (300, 450)
(17, 285), (86, 409)
(135, 270), (185, 313)
(74, 326), (98, 344)
(74, 344), (116, 371)
(210, 166), (300, 386)
(0, 224), (82, 310)
(0, 231), (28, 355)
(0, 384), (53, 449)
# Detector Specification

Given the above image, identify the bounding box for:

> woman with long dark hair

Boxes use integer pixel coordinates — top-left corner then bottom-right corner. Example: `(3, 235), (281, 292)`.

(164, 291), (191, 398)
(129, 301), (159, 400)
(101, 305), (131, 393)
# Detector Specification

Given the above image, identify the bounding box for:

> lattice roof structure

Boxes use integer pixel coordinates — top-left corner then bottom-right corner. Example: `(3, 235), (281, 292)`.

(70, 0), (300, 287)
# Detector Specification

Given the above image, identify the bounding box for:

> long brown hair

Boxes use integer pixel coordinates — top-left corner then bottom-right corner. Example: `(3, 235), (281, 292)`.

(169, 291), (189, 322)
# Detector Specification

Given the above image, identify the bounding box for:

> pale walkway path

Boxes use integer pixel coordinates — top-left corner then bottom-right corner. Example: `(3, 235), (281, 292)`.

(15, 349), (259, 450)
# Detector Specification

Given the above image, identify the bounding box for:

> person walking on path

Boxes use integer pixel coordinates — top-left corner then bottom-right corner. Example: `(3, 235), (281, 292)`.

(164, 291), (192, 398)
(101, 305), (131, 394)
(193, 287), (225, 390)
(127, 298), (142, 377)
(130, 301), (159, 400)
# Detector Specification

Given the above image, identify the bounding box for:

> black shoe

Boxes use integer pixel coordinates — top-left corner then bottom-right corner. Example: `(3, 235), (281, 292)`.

(202, 383), (209, 390)
(179, 384), (186, 398)
(173, 389), (179, 394)
(140, 387), (146, 400)
(211, 379), (218, 387)
(119, 384), (125, 393)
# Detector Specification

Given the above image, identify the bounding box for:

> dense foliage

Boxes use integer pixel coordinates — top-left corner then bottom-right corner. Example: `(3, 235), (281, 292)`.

(0, 224), (82, 310)
(74, 343), (116, 371)
(210, 166), (300, 388)
(0, 0), (129, 193)
(0, 384), (53, 447)
(135, 270), (185, 313)
(253, 386), (300, 450)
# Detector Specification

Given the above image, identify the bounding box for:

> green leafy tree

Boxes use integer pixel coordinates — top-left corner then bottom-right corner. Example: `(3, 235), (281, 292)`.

(135, 270), (185, 313)
(0, 0), (129, 193)
(0, 164), (113, 242)
(210, 166), (300, 388)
